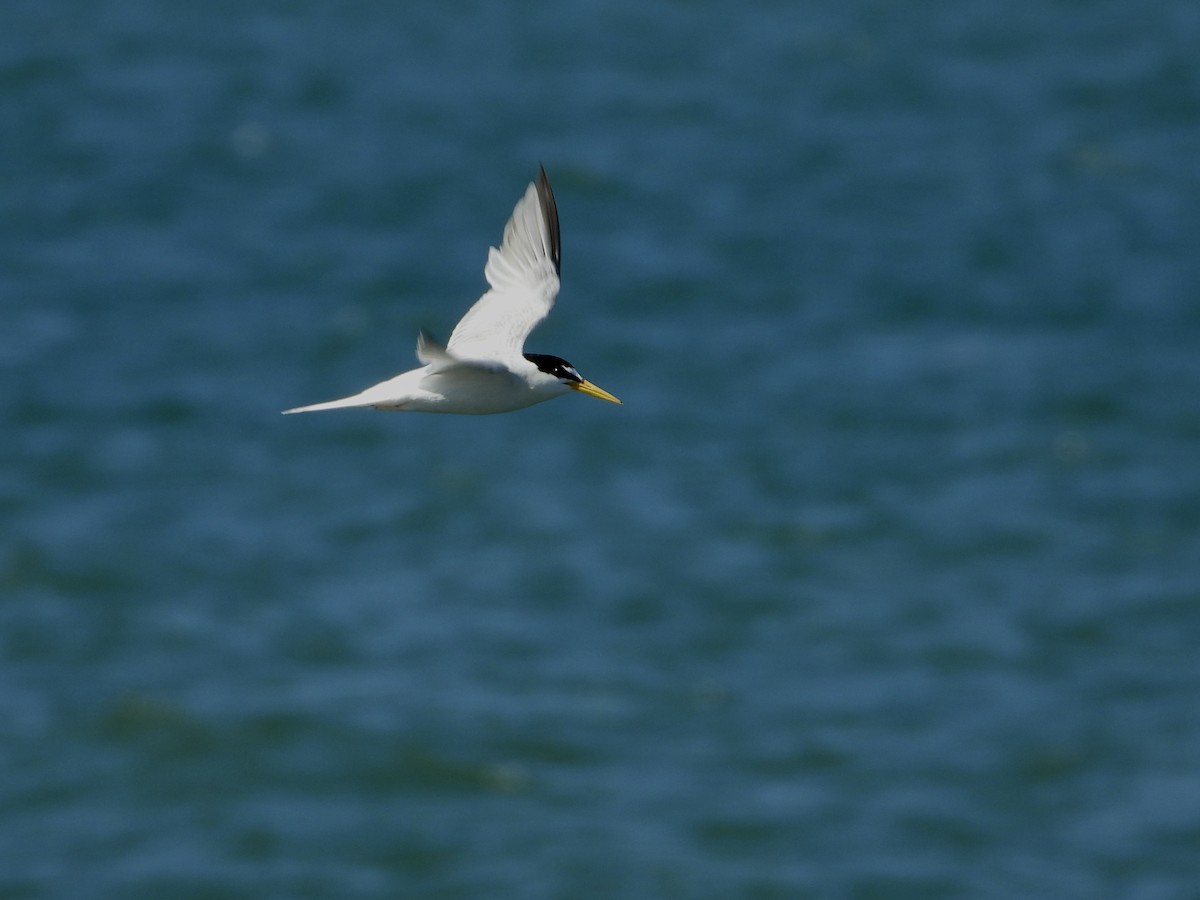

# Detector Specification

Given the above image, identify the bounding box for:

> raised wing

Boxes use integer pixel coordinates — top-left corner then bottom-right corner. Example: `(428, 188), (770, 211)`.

(445, 166), (561, 364)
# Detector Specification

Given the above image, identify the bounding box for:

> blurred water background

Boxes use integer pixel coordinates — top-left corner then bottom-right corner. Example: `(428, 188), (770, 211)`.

(3, 0), (1200, 897)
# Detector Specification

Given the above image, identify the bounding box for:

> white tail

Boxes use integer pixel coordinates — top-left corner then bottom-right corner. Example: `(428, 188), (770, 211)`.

(282, 394), (377, 414)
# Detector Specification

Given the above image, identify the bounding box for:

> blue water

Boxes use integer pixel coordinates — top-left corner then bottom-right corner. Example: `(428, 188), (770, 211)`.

(4, 1), (1200, 896)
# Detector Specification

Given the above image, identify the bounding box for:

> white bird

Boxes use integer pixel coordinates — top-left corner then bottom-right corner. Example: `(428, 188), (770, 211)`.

(283, 167), (621, 416)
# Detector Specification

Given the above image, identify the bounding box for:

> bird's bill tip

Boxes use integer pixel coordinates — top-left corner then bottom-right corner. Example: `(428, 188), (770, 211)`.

(570, 379), (622, 405)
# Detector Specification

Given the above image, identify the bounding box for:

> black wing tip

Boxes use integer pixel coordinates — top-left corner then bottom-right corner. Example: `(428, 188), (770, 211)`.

(535, 163), (561, 276)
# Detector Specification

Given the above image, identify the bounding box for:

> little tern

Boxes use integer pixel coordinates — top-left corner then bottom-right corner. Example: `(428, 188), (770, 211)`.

(283, 167), (621, 416)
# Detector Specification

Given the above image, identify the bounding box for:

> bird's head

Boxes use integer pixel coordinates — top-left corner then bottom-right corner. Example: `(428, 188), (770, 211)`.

(524, 353), (622, 404)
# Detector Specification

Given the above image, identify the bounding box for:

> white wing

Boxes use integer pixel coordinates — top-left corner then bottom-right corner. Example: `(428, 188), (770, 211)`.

(444, 167), (561, 364)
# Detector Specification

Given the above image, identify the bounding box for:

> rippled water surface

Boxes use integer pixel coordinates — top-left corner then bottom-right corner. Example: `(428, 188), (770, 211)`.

(3, 1), (1200, 896)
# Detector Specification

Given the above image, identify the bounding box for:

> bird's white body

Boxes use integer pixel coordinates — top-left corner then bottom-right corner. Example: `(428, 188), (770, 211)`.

(284, 168), (620, 416)
(285, 338), (568, 415)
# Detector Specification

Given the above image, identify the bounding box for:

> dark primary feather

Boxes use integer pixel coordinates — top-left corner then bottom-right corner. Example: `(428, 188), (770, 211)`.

(536, 165), (561, 276)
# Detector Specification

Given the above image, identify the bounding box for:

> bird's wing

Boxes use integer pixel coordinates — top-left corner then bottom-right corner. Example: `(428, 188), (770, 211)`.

(415, 329), (506, 375)
(444, 166), (561, 364)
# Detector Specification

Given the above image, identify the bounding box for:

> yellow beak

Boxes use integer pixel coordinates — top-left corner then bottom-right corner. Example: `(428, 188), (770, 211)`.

(569, 379), (622, 405)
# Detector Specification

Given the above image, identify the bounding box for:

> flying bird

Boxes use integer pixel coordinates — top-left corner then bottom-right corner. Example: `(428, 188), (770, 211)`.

(283, 167), (621, 416)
